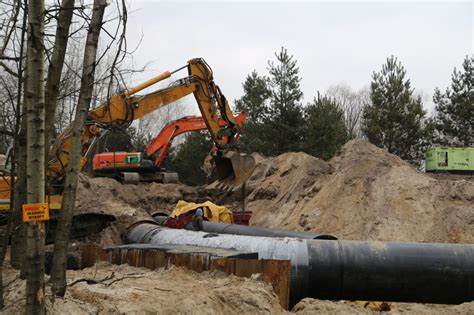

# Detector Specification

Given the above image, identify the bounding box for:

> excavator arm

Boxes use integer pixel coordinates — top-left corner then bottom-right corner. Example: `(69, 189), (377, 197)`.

(145, 112), (247, 168)
(47, 58), (254, 188)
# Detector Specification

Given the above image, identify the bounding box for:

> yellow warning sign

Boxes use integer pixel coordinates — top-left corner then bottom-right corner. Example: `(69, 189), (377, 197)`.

(22, 203), (49, 222)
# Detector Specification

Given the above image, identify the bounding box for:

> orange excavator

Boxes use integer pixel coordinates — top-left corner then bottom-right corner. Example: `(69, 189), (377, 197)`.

(92, 112), (247, 183)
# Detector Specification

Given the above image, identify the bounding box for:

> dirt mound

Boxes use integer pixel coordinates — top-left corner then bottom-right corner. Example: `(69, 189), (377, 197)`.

(226, 139), (474, 243)
(74, 174), (204, 245)
(292, 298), (474, 314)
(242, 152), (333, 229)
(76, 174), (199, 215)
(74, 139), (473, 244)
(1, 262), (285, 314)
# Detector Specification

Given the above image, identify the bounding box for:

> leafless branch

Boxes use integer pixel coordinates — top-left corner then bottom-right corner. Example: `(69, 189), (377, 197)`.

(0, 60), (18, 76)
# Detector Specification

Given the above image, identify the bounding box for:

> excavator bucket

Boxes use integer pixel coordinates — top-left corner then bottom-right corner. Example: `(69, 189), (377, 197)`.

(214, 151), (256, 186)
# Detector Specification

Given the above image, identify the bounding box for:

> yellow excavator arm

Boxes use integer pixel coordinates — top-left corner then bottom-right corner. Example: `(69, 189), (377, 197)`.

(47, 58), (253, 187)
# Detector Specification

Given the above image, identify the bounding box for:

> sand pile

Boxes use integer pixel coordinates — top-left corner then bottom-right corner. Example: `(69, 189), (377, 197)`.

(228, 139), (473, 243)
(74, 139), (473, 244)
(74, 174), (202, 245)
(233, 152), (333, 229)
(1, 262), (285, 314)
(76, 174), (199, 215)
(3, 262), (473, 314)
(292, 298), (474, 314)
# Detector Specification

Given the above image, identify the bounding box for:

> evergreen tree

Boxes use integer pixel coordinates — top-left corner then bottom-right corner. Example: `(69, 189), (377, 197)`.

(266, 47), (304, 154)
(235, 70), (271, 122)
(234, 71), (273, 155)
(303, 93), (348, 160)
(362, 56), (430, 163)
(171, 131), (211, 186)
(433, 55), (473, 146)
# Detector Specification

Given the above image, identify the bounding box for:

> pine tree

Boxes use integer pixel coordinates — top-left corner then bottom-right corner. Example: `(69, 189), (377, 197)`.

(266, 47), (304, 155)
(362, 56), (430, 163)
(303, 92), (348, 160)
(171, 131), (211, 186)
(433, 55), (473, 146)
(235, 70), (271, 123)
(234, 71), (272, 155)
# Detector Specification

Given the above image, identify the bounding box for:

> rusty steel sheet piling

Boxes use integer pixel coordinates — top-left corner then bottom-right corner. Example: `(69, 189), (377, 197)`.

(81, 243), (291, 309)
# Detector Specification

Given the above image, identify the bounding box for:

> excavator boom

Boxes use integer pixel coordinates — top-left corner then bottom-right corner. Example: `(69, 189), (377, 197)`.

(48, 58), (255, 190)
(145, 111), (247, 168)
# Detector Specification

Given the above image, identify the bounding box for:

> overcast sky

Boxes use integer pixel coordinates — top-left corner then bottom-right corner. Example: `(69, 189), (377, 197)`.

(123, 1), (473, 115)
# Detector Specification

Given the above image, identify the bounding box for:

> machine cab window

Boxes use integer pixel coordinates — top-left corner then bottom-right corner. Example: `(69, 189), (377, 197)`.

(437, 151), (448, 167)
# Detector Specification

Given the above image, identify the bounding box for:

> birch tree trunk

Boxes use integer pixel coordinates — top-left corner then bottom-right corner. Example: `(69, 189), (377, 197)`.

(24, 0), (46, 313)
(44, 0), (75, 160)
(51, 0), (108, 297)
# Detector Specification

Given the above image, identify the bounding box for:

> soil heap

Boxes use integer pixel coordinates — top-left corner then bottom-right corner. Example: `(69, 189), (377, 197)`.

(231, 139), (473, 243)
(74, 139), (473, 244)
(73, 174), (202, 245)
(1, 262), (285, 314)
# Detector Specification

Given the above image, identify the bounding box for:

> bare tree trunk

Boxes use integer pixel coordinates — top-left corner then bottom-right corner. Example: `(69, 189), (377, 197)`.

(10, 0), (28, 273)
(10, 118), (27, 271)
(24, 0), (46, 313)
(10, 114), (26, 272)
(51, 0), (108, 297)
(44, 0), (75, 161)
(0, 40), (25, 306)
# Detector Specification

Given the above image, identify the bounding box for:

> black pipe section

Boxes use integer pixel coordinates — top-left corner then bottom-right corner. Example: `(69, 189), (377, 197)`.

(307, 240), (474, 304)
(152, 214), (336, 240)
(127, 222), (474, 306)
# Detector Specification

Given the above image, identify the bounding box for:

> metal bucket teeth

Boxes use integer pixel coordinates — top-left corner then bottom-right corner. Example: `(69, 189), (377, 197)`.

(215, 151), (256, 186)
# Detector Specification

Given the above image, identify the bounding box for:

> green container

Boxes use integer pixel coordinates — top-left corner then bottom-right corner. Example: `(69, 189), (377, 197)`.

(425, 147), (473, 173)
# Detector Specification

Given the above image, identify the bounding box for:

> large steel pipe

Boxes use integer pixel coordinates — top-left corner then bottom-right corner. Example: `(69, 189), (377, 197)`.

(152, 215), (336, 240)
(126, 223), (474, 306)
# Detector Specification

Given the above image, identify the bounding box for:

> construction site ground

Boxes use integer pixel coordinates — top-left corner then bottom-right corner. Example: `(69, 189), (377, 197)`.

(2, 139), (473, 313)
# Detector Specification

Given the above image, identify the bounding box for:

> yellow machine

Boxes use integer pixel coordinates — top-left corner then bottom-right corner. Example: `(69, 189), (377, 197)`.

(0, 58), (255, 211)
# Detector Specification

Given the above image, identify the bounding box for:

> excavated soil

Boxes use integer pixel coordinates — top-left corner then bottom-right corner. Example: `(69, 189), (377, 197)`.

(75, 139), (474, 244)
(292, 298), (474, 314)
(218, 139), (474, 243)
(17, 138), (470, 314)
(73, 174), (206, 246)
(3, 261), (474, 314)
(1, 262), (285, 314)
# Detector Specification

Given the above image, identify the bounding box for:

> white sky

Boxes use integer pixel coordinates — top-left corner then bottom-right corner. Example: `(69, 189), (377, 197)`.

(122, 1), (473, 115)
